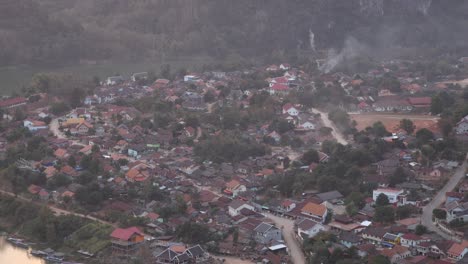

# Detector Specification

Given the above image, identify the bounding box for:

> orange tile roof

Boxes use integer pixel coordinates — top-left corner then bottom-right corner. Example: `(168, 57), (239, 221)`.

(54, 148), (68, 159)
(301, 202), (326, 217)
(226, 180), (240, 189)
(448, 240), (468, 256)
(170, 244), (186, 253)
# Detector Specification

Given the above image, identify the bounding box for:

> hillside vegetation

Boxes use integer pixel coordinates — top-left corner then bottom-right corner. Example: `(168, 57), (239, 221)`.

(1, 0), (468, 67)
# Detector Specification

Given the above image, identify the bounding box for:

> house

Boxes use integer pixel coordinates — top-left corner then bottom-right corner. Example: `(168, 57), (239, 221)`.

(268, 83), (290, 96)
(361, 227), (387, 244)
(400, 233), (430, 248)
(416, 241), (453, 258)
(125, 163), (151, 182)
(456, 115), (468, 135)
(407, 97), (431, 108)
(224, 180), (246, 197)
(131, 72), (148, 82)
(267, 131), (281, 143)
(106, 76), (124, 85)
(279, 63), (290, 70)
(297, 121), (315, 131)
(339, 231), (362, 248)
(296, 218), (326, 239)
(446, 201), (468, 222)
(447, 240), (468, 261)
(373, 188), (404, 204)
(373, 98), (413, 112)
(39, 189), (50, 202)
(253, 222), (282, 244)
(300, 202), (328, 223)
(184, 127), (196, 138)
(282, 103), (299, 116)
(281, 200), (296, 212)
(382, 233), (401, 247)
(127, 144), (146, 158)
(110, 227), (144, 255)
(316, 190), (343, 204)
(23, 120), (48, 131)
(380, 245), (411, 264)
(228, 200), (255, 217)
(183, 75), (200, 82)
(54, 148), (69, 160)
(155, 244), (208, 263)
(0, 97), (27, 109)
(266, 65), (279, 72)
(74, 121), (93, 135)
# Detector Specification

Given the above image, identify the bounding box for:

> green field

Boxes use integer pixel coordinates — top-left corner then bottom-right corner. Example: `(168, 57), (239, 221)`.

(0, 56), (216, 95)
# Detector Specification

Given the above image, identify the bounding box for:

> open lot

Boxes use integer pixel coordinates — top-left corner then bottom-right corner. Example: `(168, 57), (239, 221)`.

(350, 113), (440, 133)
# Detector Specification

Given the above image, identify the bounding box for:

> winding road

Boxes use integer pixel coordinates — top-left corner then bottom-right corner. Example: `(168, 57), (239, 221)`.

(311, 108), (348, 145)
(421, 154), (467, 240)
(264, 213), (306, 264)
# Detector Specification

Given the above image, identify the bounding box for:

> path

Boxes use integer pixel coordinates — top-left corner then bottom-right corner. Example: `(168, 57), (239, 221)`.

(49, 117), (85, 146)
(264, 213), (306, 264)
(194, 127), (202, 142)
(311, 108), (348, 145)
(421, 154), (467, 240)
(0, 189), (115, 227)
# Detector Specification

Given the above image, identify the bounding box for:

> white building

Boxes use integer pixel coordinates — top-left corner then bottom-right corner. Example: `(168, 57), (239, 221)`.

(296, 218), (326, 239)
(456, 115), (468, 135)
(228, 200), (255, 217)
(373, 188), (404, 204)
(23, 120), (48, 131)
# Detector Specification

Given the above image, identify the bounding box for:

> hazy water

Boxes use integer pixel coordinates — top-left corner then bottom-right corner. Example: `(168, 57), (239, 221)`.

(0, 236), (45, 264)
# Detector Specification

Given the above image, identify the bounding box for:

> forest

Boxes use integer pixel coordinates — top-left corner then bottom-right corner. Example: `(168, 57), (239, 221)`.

(1, 0), (468, 67)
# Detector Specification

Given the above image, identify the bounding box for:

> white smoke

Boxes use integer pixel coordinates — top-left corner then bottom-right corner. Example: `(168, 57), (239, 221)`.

(309, 29), (316, 51)
(319, 36), (367, 73)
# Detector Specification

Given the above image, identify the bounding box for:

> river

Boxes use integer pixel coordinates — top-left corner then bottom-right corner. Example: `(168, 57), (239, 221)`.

(0, 236), (45, 264)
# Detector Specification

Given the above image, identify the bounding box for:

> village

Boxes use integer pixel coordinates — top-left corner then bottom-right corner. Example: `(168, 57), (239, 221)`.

(0, 58), (467, 264)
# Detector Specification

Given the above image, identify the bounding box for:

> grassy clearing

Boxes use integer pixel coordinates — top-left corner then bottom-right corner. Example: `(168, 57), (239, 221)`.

(64, 223), (113, 254)
(0, 56), (215, 95)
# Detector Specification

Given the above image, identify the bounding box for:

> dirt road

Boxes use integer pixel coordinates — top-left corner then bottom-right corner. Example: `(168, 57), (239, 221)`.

(311, 108), (348, 145)
(421, 154), (467, 240)
(264, 213), (305, 264)
(0, 189), (114, 227)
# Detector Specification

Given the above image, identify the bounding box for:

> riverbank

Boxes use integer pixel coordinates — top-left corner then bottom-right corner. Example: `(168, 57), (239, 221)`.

(0, 194), (111, 263)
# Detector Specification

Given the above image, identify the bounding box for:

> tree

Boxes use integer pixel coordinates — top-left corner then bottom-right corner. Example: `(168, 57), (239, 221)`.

(415, 224), (427, 235)
(399, 119), (415, 134)
(372, 121), (389, 137)
(375, 193), (389, 207)
(415, 128), (434, 145)
(438, 118), (453, 137)
(160, 64), (171, 79)
(431, 95), (443, 115)
(389, 167), (407, 187)
(319, 126), (333, 136)
(67, 156), (76, 167)
(396, 205), (414, 219)
(432, 209), (447, 220)
(369, 255), (391, 264)
(374, 206), (395, 223)
(203, 90), (216, 103)
(302, 149), (319, 164)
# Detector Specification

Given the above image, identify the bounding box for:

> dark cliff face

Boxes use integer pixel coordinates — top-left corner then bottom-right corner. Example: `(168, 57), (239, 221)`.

(1, 0), (466, 66)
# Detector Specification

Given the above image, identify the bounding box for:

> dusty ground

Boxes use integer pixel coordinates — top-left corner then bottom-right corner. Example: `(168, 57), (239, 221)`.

(350, 113), (440, 133)
(439, 78), (468, 88)
(215, 256), (254, 264)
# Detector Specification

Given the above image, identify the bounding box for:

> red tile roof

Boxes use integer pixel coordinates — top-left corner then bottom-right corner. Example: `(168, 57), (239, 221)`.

(0, 97), (27, 108)
(110, 227), (143, 241)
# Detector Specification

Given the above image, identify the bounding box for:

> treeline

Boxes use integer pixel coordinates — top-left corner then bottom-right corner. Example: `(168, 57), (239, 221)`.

(2, 0), (468, 67)
(0, 195), (89, 246)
